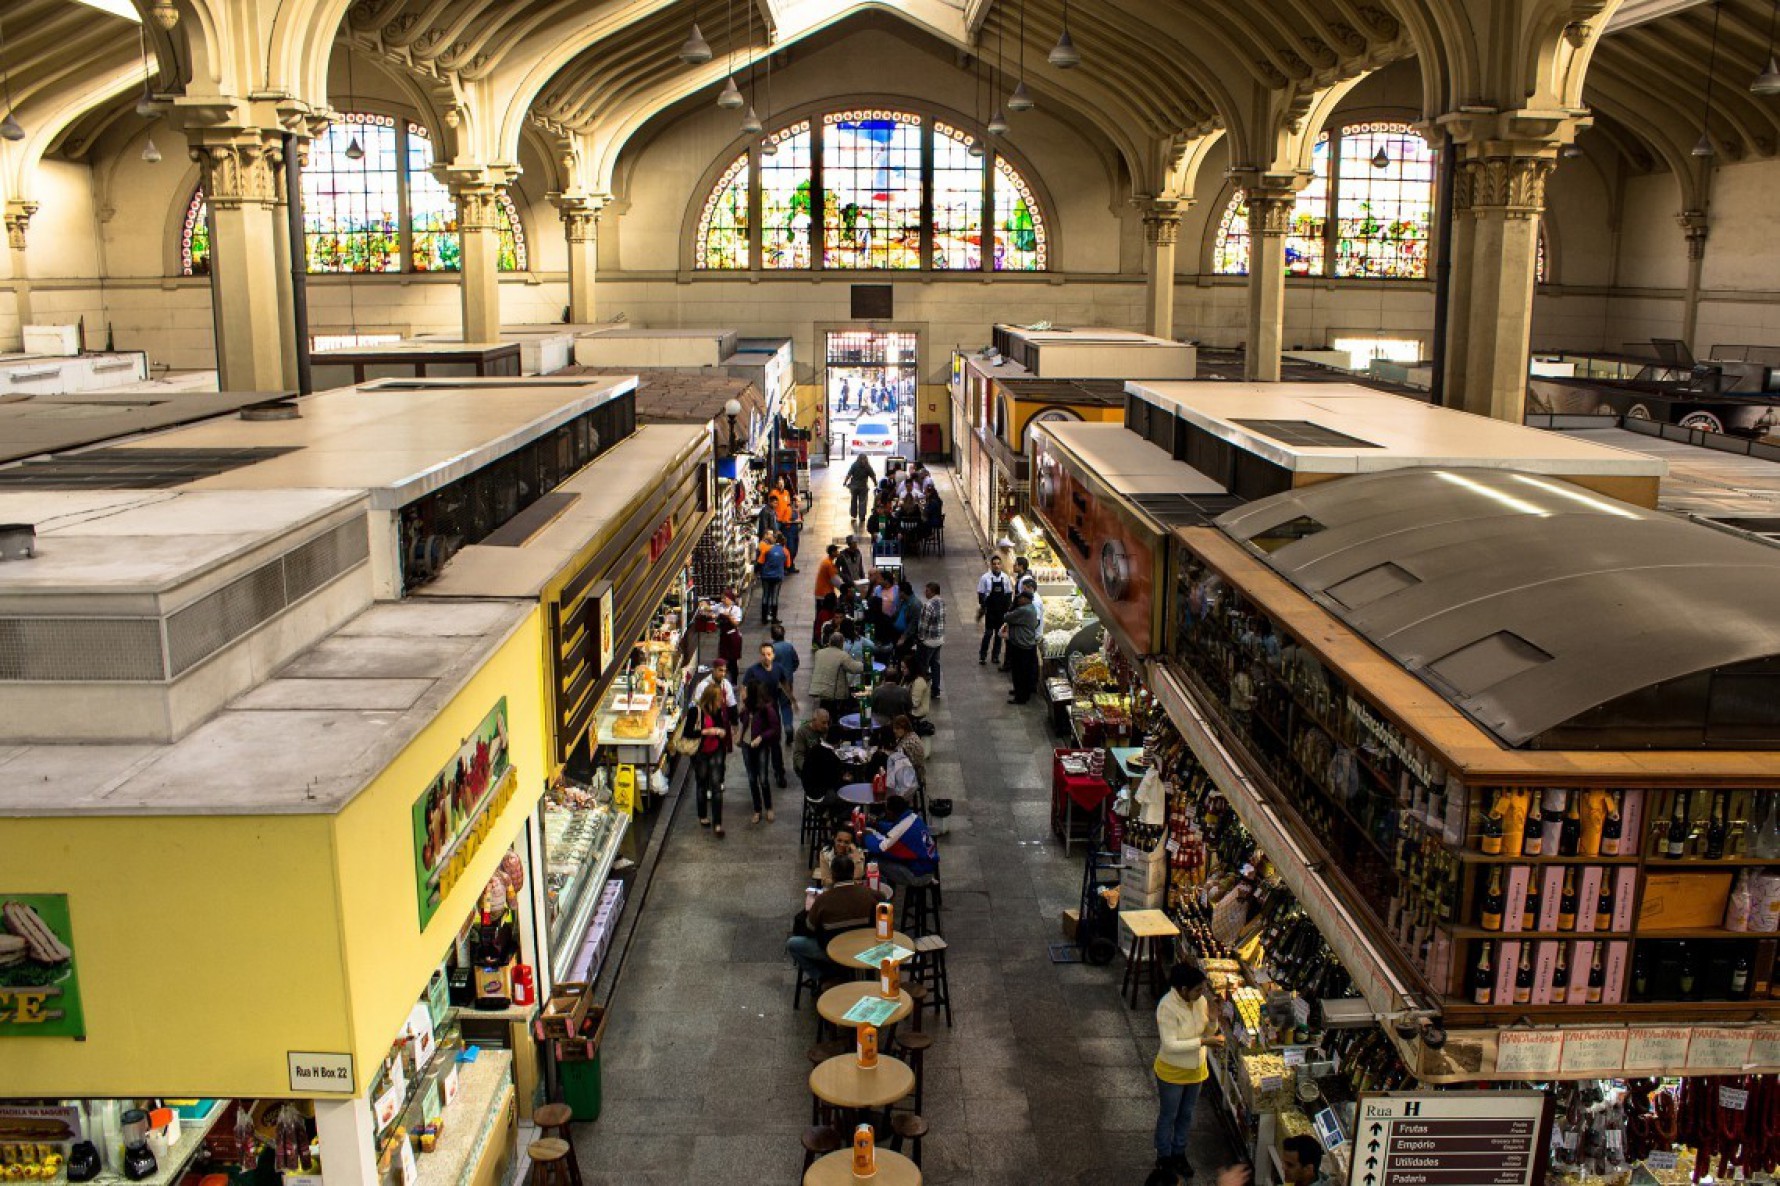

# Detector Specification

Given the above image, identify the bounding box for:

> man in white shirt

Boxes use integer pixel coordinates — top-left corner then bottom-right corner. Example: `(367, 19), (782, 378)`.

(976, 554), (1015, 667)
(691, 659), (738, 714)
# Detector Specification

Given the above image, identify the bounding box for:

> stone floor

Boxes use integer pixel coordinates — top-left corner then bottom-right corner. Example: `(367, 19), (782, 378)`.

(572, 460), (1238, 1184)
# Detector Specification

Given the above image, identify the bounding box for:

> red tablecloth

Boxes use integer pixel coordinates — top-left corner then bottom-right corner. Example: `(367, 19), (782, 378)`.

(1052, 749), (1114, 840)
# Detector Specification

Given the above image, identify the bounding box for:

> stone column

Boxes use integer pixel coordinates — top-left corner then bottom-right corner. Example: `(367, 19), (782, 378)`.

(1679, 210), (1709, 354)
(1242, 183), (1299, 382)
(5, 200), (38, 332)
(188, 132), (294, 391)
(1439, 142), (1475, 408)
(1453, 152), (1554, 421)
(1142, 204), (1183, 340)
(451, 180), (508, 342)
(555, 194), (603, 325)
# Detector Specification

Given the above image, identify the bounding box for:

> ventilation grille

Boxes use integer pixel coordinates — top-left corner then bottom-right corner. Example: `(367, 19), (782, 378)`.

(1230, 419), (1383, 449)
(1125, 493), (1245, 527)
(0, 446), (302, 489)
(1, 520), (368, 683)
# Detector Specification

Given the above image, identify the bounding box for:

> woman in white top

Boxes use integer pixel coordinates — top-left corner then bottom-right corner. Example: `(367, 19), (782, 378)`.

(1151, 963), (1223, 1181)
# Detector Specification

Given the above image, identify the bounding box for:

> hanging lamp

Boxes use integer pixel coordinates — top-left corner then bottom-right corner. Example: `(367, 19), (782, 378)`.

(988, 109), (1009, 135)
(742, 106), (763, 134)
(0, 16), (21, 142)
(968, 41), (987, 156)
(141, 137), (162, 163)
(1048, 0), (1080, 69)
(1370, 145), (1390, 169)
(717, 0), (744, 108)
(343, 45), (364, 160)
(680, 23), (713, 65)
(1752, 0), (1780, 94)
(135, 27), (159, 118)
(1693, 1), (1723, 156)
(987, 15), (1009, 134)
(760, 37), (777, 156)
(1008, 0), (1034, 111)
(717, 76), (744, 109)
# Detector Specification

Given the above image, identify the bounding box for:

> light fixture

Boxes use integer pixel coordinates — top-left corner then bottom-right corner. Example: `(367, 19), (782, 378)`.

(150, 0), (178, 29)
(679, 22), (713, 65)
(988, 109), (1009, 136)
(0, 114), (22, 143)
(1753, 0), (1780, 94)
(987, 14), (1010, 134)
(741, 105), (762, 135)
(761, 136), (778, 158)
(1049, 0), (1080, 70)
(718, 76), (743, 109)
(345, 136), (365, 161)
(340, 43), (363, 160)
(968, 139), (986, 159)
(135, 26), (158, 118)
(141, 136), (161, 163)
(1694, 1), (1723, 159)
(1008, 0), (1034, 111)
(1371, 145), (1390, 169)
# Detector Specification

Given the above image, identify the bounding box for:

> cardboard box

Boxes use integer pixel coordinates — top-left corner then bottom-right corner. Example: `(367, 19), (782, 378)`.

(1123, 842), (1166, 868)
(1612, 868), (1639, 932)
(1568, 941), (1594, 1004)
(1495, 941), (1520, 1004)
(1532, 941), (1560, 1005)
(1504, 865), (1532, 933)
(1122, 858), (1168, 894)
(1120, 886), (1166, 911)
(1603, 941), (1629, 1005)
(1061, 908), (1080, 941)
(1620, 790), (1645, 857)
(1638, 871), (1734, 930)
(1576, 866), (1604, 933)
(1537, 867), (1565, 932)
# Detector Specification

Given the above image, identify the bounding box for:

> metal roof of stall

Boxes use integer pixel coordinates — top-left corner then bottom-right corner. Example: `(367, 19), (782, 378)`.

(1214, 467), (1780, 749)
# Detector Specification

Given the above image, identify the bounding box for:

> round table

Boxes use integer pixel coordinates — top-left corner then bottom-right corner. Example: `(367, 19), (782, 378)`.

(827, 927), (917, 970)
(839, 713), (890, 734)
(817, 982), (914, 1030)
(804, 1148), (922, 1186)
(809, 1054), (916, 1111)
(837, 782), (877, 806)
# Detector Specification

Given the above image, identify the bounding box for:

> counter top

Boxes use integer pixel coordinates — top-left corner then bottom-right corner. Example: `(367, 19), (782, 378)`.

(412, 1049), (513, 1186)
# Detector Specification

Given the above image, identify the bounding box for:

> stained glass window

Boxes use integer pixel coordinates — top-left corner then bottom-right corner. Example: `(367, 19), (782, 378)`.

(992, 156), (1045, 271)
(180, 189), (210, 276)
(697, 153), (752, 269)
(1213, 193), (1248, 275)
(931, 123), (983, 270)
(303, 112), (401, 273)
(761, 122), (813, 270)
(823, 110), (922, 269)
(1333, 122), (1433, 278)
(406, 123), (525, 272)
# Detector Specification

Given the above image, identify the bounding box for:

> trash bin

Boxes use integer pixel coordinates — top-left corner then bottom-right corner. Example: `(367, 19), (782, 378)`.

(559, 1052), (602, 1122)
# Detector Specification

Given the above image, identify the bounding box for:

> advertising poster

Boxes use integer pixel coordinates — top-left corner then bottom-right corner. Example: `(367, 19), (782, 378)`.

(0, 895), (85, 1039)
(412, 700), (512, 928)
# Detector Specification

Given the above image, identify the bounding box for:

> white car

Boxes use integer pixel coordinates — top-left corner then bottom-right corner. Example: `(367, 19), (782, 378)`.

(848, 418), (897, 455)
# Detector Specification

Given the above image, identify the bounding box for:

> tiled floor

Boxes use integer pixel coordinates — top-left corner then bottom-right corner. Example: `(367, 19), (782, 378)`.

(572, 461), (1237, 1184)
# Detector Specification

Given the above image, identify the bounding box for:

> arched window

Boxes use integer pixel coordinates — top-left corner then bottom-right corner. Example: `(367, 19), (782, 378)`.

(1211, 135), (1331, 277)
(693, 106), (1048, 272)
(179, 112), (527, 277)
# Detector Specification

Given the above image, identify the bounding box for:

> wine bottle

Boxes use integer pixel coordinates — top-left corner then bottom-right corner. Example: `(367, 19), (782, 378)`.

(1522, 875), (1541, 932)
(1705, 791), (1727, 861)
(1522, 804), (1543, 857)
(1560, 793), (1582, 857)
(1632, 948), (1650, 1001)
(1481, 866), (1505, 931)
(1586, 947), (1605, 1004)
(1732, 951), (1752, 999)
(1472, 941), (1495, 1006)
(1480, 792), (1504, 856)
(1553, 944), (1571, 994)
(1677, 941), (1696, 998)
(1557, 868), (1578, 931)
(1595, 879), (1615, 931)
(1600, 791), (1623, 857)
(1666, 792), (1690, 860)
(1514, 945), (1534, 1004)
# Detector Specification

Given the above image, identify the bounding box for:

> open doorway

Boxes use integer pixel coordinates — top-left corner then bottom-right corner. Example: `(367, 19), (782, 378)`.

(826, 330), (918, 461)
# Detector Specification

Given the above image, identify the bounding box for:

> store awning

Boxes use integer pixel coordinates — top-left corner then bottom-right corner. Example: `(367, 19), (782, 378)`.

(1215, 466), (1780, 749)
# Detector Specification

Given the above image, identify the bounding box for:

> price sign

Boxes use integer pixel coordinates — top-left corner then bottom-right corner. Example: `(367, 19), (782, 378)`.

(1261, 1075), (1284, 1093)
(1348, 1091), (1547, 1186)
(1283, 1046), (1308, 1067)
(1624, 1027), (1690, 1072)
(1689, 1027), (1753, 1070)
(1559, 1030), (1627, 1075)
(1751, 1027), (1780, 1069)
(1495, 1030), (1563, 1076)
(1646, 1152), (1679, 1171)
(1720, 1086), (1749, 1111)
(1293, 997), (1312, 1027)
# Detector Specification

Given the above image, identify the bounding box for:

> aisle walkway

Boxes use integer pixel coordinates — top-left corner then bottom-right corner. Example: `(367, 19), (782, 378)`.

(574, 462), (1236, 1184)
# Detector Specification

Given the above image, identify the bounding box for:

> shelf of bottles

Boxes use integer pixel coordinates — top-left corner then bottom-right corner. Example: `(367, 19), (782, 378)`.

(691, 475), (759, 600)
(1174, 552), (1780, 1024)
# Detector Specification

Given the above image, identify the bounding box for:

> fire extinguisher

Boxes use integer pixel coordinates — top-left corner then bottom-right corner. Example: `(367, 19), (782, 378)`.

(510, 964), (536, 1008)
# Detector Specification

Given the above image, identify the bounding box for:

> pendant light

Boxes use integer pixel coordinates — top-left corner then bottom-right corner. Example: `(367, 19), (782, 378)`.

(718, 77), (744, 109)
(1752, 0), (1780, 94)
(343, 45), (365, 161)
(135, 27), (159, 118)
(968, 52), (987, 158)
(742, 106), (763, 134)
(1693, 1), (1723, 157)
(738, 0), (761, 133)
(141, 137), (162, 163)
(680, 23), (713, 65)
(0, 16), (21, 143)
(1371, 145), (1390, 169)
(1048, 0), (1081, 69)
(1007, 0), (1034, 112)
(987, 16), (1008, 135)
(717, 0), (744, 109)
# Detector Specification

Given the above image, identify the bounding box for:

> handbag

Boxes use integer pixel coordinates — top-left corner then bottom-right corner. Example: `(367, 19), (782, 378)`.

(670, 712), (702, 757)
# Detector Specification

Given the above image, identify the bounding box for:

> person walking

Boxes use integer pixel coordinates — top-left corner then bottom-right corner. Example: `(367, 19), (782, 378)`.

(845, 454), (876, 523)
(782, 494), (804, 572)
(737, 678), (781, 824)
(713, 589), (744, 672)
(1149, 964), (1223, 1182)
(770, 622), (800, 736)
(1001, 589), (1043, 704)
(690, 684), (732, 837)
(757, 531), (789, 624)
(976, 554), (1015, 667)
(742, 642), (791, 787)
(914, 580), (945, 697)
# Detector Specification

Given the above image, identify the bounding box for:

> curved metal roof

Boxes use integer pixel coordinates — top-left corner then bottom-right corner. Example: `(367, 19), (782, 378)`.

(1214, 467), (1780, 749)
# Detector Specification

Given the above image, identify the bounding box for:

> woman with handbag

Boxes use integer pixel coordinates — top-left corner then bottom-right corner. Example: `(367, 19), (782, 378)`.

(738, 679), (782, 824)
(690, 684), (732, 837)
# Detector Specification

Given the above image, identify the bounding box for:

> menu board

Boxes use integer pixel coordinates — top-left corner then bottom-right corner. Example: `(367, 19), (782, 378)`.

(1349, 1092), (1547, 1186)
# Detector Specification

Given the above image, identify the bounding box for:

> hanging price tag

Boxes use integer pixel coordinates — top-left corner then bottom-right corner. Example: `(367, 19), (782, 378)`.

(1282, 1046), (1307, 1067)
(1720, 1086), (1750, 1111)
(1646, 1152), (1679, 1171)
(1260, 1075), (1284, 1094)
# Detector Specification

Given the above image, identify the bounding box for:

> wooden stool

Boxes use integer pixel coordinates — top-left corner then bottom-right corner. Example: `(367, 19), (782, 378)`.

(1119, 909), (1180, 1009)
(801, 797), (828, 866)
(528, 1139), (574, 1186)
(911, 934), (953, 1028)
(899, 880), (941, 937)
(793, 961), (824, 1011)
(889, 1113), (929, 1167)
(893, 1030), (934, 1114)
(530, 1106), (581, 1186)
(807, 1039), (850, 1066)
(801, 1125), (846, 1172)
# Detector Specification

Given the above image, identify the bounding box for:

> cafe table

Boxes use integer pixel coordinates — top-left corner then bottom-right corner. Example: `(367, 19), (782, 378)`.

(837, 782), (877, 807)
(817, 982), (913, 1030)
(804, 1148), (921, 1186)
(809, 1054), (915, 1113)
(827, 926), (916, 971)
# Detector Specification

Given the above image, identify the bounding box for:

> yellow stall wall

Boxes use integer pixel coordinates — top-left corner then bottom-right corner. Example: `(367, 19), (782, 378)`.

(330, 606), (551, 1086)
(1004, 398), (1125, 453)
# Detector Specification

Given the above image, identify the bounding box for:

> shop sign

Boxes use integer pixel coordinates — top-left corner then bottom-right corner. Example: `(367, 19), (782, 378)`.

(0, 894), (85, 1039)
(288, 1051), (355, 1094)
(1345, 694), (1441, 789)
(412, 700), (514, 929)
(0, 1106), (82, 1143)
(1350, 1091), (1546, 1186)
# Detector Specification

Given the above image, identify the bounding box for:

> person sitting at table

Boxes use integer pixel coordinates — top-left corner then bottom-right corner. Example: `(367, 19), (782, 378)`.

(786, 855), (887, 980)
(812, 825), (861, 887)
(870, 668), (913, 722)
(809, 632), (865, 724)
(863, 795), (939, 895)
(886, 714), (927, 787)
(867, 497), (900, 552)
(895, 493), (926, 550)
(840, 618), (870, 664)
(922, 487), (943, 534)
(793, 709), (849, 804)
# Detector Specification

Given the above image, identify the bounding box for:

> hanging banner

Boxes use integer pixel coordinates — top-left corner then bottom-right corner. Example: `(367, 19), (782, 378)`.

(0, 895), (85, 1039)
(412, 699), (513, 928)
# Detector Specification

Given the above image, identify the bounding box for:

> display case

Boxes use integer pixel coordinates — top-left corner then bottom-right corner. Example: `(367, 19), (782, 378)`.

(691, 474), (760, 600)
(542, 777), (630, 983)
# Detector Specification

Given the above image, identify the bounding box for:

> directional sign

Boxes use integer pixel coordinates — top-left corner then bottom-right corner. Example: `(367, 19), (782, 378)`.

(1348, 1092), (1549, 1186)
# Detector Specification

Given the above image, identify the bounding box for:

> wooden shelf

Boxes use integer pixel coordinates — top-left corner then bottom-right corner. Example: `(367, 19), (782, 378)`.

(1460, 850), (1640, 865)
(1640, 926), (1772, 940)
(1642, 856), (1780, 868)
(1447, 925), (1633, 940)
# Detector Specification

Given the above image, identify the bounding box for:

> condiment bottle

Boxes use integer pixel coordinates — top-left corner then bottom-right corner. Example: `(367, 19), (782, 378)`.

(852, 1124), (877, 1177)
(879, 958), (900, 1000)
(856, 1024), (879, 1069)
(875, 901), (894, 940)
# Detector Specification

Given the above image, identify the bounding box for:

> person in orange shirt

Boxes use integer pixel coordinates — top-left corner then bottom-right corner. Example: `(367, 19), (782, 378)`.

(769, 479), (793, 526)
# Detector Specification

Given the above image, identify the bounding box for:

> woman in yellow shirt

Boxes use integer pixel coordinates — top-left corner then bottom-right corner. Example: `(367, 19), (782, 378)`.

(1152, 963), (1223, 1180)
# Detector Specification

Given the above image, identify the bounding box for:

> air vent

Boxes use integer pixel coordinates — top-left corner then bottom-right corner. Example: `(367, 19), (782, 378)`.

(1125, 493), (1245, 528)
(1231, 419), (1383, 449)
(0, 446), (301, 490)
(1429, 631), (1554, 697)
(1327, 562), (1420, 610)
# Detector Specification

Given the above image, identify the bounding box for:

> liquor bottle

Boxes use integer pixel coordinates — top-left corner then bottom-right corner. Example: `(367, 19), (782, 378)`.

(1522, 805), (1544, 857)
(1560, 794), (1582, 857)
(1632, 948), (1651, 1001)
(1471, 942), (1495, 1005)
(1586, 947), (1605, 1004)
(1677, 941), (1696, 998)
(1557, 868), (1578, 931)
(1480, 793), (1504, 856)
(1731, 951), (1752, 999)
(1553, 944), (1571, 995)
(1595, 879), (1615, 931)
(1480, 867), (1505, 932)
(1600, 791), (1623, 857)
(1666, 792), (1690, 860)
(1522, 875), (1541, 932)
(1514, 945), (1534, 1004)
(1705, 791), (1727, 861)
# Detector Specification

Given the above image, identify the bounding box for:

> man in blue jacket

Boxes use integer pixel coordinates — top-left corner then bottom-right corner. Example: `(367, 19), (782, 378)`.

(864, 794), (939, 893)
(757, 531), (789, 624)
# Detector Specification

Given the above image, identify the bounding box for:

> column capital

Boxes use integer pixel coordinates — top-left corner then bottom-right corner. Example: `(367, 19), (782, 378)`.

(552, 191), (608, 243)
(1454, 156), (1555, 219)
(1136, 195), (1186, 246)
(1435, 108), (1590, 156)
(5, 200), (40, 251)
(438, 165), (519, 232)
(1679, 209), (1710, 260)
(185, 128), (287, 210)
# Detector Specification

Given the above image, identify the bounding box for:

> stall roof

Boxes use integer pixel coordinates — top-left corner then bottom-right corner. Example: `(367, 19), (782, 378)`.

(0, 389), (286, 465)
(413, 424), (709, 599)
(994, 325), (1183, 348)
(0, 598), (530, 816)
(1129, 382), (1667, 477)
(993, 378), (1127, 406)
(566, 367), (760, 426)
(1038, 422), (1241, 531)
(1215, 467), (1780, 749)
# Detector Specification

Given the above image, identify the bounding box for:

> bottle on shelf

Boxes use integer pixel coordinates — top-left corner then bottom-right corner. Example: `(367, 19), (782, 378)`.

(1557, 868), (1578, 932)
(1727, 869), (1755, 932)
(1732, 951), (1752, 999)
(1666, 792), (1691, 860)
(1632, 948), (1651, 1001)
(1705, 791), (1728, 861)
(1480, 792), (1504, 856)
(1600, 791), (1623, 857)
(1471, 941), (1495, 1005)
(1595, 879), (1615, 931)
(1522, 804), (1543, 858)
(1514, 945), (1534, 1004)
(1560, 794), (1582, 857)
(1522, 875), (1541, 932)
(1754, 793), (1780, 860)
(1677, 941), (1696, 998)
(1586, 946), (1605, 1004)
(1480, 867), (1505, 932)
(1553, 944), (1571, 995)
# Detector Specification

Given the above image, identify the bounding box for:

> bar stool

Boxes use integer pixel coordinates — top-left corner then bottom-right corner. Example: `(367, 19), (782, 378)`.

(910, 934), (952, 1028)
(889, 1114), (929, 1167)
(899, 880), (941, 937)
(1118, 909), (1180, 1009)
(801, 797), (827, 866)
(802, 1125), (846, 1172)
(892, 1030), (933, 1114)
(531, 1106), (581, 1186)
(527, 1139), (574, 1186)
